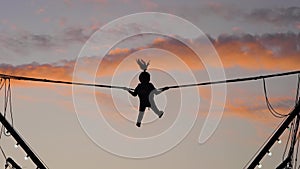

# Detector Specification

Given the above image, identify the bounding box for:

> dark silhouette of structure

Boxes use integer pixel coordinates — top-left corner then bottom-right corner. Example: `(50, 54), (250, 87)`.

(125, 59), (168, 127)
(5, 157), (21, 169)
(246, 99), (300, 169)
(0, 112), (47, 169)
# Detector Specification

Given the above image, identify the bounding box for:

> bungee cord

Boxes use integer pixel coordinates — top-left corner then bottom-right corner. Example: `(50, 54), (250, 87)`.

(0, 73), (133, 90)
(0, 70), (300, 91)
(263, 78), (290, 118)
(159, 70), (300, 90)
(0, 79), (13, 138)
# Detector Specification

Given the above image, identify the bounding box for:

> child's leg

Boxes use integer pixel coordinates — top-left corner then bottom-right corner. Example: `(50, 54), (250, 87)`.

(150, 102), (163, 117)
(136, 106), (146, 127)
(137, 111), (145, 124)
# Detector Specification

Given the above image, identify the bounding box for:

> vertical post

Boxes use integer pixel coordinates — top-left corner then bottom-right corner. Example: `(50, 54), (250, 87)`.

(247, 100), (300, 169)
(0, 113), (47, 169)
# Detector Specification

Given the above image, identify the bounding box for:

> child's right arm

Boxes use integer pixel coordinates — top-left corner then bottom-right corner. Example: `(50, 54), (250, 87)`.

(128, 89), (137, 96)
(123, 85), (139, 97)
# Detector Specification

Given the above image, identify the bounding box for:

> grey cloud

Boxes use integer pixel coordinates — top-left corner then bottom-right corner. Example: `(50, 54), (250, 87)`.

(246, 7), (300, 25)
(63, 27), (92, 43)
(202, 3), (300, 27)
(0, 27), (94, 55)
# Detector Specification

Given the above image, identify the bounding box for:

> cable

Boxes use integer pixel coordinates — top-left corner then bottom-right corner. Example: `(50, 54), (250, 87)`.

(7, 79), (13, 127)
(0, 146), (6, 160)
(0, 73), (133, 90)
(0, 79), (13, 137)
(291, 117), (300, 168)
(0, 70), (300, 90)
(263, 78), (290, 118)
(160, 70), (300, 90)
(0, 79), (7, 139)
(283, 121), (294, 160)
(296, 74), (300, 105)
(295, 135), (299, 169)
(0, 79), (4, 91)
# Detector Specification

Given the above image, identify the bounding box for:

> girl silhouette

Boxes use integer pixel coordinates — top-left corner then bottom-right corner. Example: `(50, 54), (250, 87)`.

(125, 59), (168, 127)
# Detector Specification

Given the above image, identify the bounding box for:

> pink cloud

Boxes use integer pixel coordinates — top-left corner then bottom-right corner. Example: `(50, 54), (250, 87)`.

(36, 7), (45, 14)
(82, 0), (107, 4)
(295, 22), (300, 30)
(141, 0), (158, 10)
(59, 18), (67, 27)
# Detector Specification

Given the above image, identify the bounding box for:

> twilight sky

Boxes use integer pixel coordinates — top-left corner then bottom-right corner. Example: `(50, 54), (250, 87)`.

(0, 0), (300, 168)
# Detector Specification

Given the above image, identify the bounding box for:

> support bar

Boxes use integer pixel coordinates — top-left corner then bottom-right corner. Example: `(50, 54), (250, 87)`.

(0, 112), (47, 169)
(247, 100), (300, 169)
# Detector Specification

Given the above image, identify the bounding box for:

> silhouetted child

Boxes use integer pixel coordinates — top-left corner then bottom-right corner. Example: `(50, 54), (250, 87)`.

(125, 59), (168, 127)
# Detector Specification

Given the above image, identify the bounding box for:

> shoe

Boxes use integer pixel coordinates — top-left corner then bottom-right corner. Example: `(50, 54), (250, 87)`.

(136, 122), (141, 127)
(159, 111), (164, 118)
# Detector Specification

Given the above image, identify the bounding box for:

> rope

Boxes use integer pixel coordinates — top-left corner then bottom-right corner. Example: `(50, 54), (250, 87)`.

(296, 74), (300, 105)
(263, 78), (290, 118)
(289, 116), (300, 168)
(295, 138), (299, 169)
(0, 146), (6, 160)
(0, 73), (133, 90)
(261, 75), (300, 120)
(0, 79), (13, 137)
(283, 121), (294, 160)
(0, 70), (300, 91)
(159, 70), (300, 90)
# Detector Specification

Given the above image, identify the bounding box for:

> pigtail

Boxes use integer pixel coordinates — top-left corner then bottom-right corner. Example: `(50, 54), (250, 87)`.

(136, 59), (150, 72)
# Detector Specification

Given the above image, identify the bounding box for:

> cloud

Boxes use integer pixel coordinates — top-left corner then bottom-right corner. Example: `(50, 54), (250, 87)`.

(140, 0), (158, 10)
(1, 32), (299, 78)
(82, 0), (107, 4)
(63, 27), (92, 43)
(97, 32), (300, 74)
(0, 32), (54, 54)
(0, 61), (74, 86)
(203, 3), (300, 27)
(214, 33), (300, 70)
(204, 2), (242, 20)
(246, 7), (300, 25)
(0, 27), (94, 55)
(225, 96), (295, 122)
(36, 7), (45, 15)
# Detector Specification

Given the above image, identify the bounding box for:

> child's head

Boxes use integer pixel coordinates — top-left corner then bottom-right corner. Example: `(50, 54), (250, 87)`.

(139, 71), (150, 83)
(136, 59), (150, 83)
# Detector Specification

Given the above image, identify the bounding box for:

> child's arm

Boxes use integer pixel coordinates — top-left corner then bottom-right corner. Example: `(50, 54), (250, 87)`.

(153, 87), (169, 95)
(128, 89), (137, 96)
(122, 86), (138, 97)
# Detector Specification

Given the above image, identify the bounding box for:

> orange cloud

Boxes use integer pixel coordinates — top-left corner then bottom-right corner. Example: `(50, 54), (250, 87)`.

(214, 33), (300, 70)
(224, 95), (295, 124)
(0, 61), (74, 87)
(108, 48), (130, 55)
(2, 33), (299, 83)
(94, 33), (299, 79)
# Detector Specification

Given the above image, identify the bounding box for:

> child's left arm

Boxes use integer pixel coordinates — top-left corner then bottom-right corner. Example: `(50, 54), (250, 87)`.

(153, 87), (169, 95)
